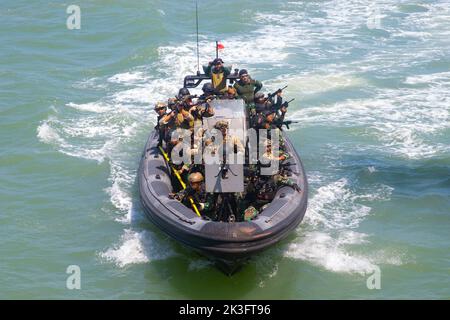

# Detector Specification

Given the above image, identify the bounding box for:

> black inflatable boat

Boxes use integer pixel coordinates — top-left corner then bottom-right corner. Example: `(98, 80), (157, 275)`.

(138, 127), (308, 273)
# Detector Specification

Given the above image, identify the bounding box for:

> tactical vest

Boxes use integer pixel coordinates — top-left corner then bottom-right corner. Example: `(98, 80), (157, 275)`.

(234, 80), (258, 104)
(211, 70), (227, 92)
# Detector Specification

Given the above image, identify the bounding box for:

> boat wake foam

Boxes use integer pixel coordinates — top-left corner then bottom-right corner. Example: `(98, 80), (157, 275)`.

(99, 229), (176, 267)
(283, 178), (404, 275)
(290, 80), (450, 159)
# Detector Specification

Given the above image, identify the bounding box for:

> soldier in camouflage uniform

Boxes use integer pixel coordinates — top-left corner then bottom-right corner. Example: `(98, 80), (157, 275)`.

(154, 102), (167, 147)
(202, 58), (232, 93)
(212, 120), (245, 155)
(177, 87), (195, 108)
(160, 100), (194, 133)
(170, 172), (216, 219)
(190, 83), (216, 128)
(254, 92), (272, 115)
(260, 140), (301, 193)
(240, 164), (260, 221)
(233, 69), (263, 118)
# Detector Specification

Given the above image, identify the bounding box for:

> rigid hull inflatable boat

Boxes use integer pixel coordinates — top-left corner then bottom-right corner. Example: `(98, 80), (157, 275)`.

(138, 119), (308, 273)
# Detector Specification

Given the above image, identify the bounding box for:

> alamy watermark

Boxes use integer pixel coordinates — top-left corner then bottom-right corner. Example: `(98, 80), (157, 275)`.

(66, 5), (81, 30)
(366, 5), (382, 30)
(66, 265), (81, 290)
(169, 126), (283, 175)
(366, 265), (381, 290)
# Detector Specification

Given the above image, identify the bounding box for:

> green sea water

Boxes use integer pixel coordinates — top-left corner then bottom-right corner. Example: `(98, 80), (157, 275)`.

(1, 0), (449, 299)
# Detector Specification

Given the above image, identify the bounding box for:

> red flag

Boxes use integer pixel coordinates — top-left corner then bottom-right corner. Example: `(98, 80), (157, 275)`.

(217, 43), (225, 50)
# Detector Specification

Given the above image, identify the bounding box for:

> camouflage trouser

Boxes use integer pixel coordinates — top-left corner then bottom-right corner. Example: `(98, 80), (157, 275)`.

(179, 191), (217, 219)
(279, 135), (287, 151)
(273, 173), (295, 187)
(274, 173), (300, 192)
(235, 192), (248, 221)
(246, 103), (256, 115)
(269, 130), (287, 151)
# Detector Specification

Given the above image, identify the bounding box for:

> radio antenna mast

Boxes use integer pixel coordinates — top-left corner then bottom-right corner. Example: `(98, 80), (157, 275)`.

(195, 1), (200, 75)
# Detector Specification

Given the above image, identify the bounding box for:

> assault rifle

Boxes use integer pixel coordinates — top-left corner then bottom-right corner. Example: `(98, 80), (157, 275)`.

(267, 85), (288, 100)
(274, 119), (299, 130)
(273, 98), (295, 112)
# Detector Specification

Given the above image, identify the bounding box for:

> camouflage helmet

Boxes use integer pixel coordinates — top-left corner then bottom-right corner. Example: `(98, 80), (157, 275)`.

(167, 97), (177, 109)
(213, 120), (229, 130)
(254, 92), (265, 100)
(202, 82), (215, 94)
(188, 172), (204, 183)
(238, 69), (248, 77)
(212, 58), (224, 66)
(154, 101), (167, 110)
(177, 87), (190, 99)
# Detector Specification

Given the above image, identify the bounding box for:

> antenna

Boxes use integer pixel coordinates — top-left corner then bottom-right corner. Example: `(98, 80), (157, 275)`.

(215, 40), (219, 59)
(195, 1), (200, 75)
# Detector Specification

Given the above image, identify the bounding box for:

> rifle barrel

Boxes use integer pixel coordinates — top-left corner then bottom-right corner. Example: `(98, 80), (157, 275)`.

(269, 85), (288, 98)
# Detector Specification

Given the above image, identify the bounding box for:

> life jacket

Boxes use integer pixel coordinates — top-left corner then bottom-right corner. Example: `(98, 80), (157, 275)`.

(211, 69), (227, 92)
